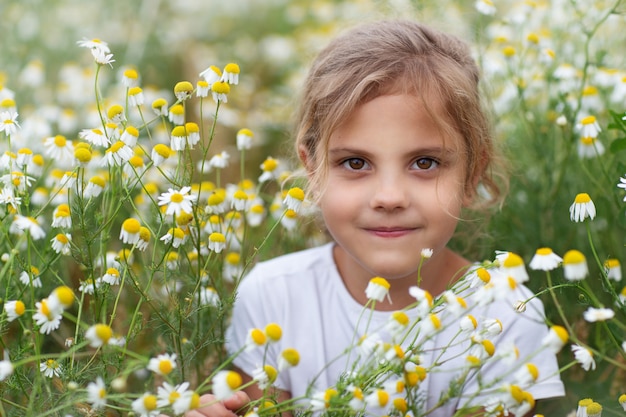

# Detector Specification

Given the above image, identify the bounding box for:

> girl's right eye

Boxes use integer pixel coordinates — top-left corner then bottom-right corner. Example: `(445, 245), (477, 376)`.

(342, 158), (369, 171)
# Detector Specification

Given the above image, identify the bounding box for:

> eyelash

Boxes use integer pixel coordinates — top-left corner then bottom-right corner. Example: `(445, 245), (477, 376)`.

(340, 157), (440, 171)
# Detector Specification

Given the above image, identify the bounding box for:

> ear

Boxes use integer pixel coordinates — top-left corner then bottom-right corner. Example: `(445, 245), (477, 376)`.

(298, 144), (314, 174)
(462, 151), (487, 207)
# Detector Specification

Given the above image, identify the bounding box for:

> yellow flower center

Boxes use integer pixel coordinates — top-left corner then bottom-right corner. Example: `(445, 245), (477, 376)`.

(54, 135), (67, 147)
(174, 81), (194, 94)
(169, 391), (181, 404)
(233, 190), (248, 201)
(265, 323), (282, 341)
(107, 105), (124, 120)
(392, 311), (409, 326)
(143, 395), (158, 410)
(393, 398), (408, 412)
(14, 300), (25, 315)
(54, 286), (75, 308)
(122, 218), (141, 233)
(482, 340), (496, 356)
(108, 141), (125, 153)
(153, 144), (172, 158)
(376, 390), (390, 406)
(74, 148), (92, 163)
(185, 122), (199, 133)
(94, 324), (113, 343)
(124, 69), (138, 79)
(170, 193), (184, 203)
(189, 392), (200, 410)
(224, 63), (240, 74)
(90, 175), (106, 188)
(264, 365), (278, 383)
(605, 258), (620, 268)
(281, 348), (300, 366)
(503, 252), (524, 268)
(250, 328), (266, 345)
(503, 46), (516, 57)
(287, 187), (305, 201)
(209, 232), (226, 243)
(552, 325), (569, 343)
(535, 247), (553, 256)
(106, 267), (120, 277)
(370, 276), (390, 290)
(429, 314), (441, 329)
(574, 193), (591, 203)
(211, 81), (230, 94)
(225, 371), (242, 389)
(158, 360), (174, 375)
(152, 98), (167, 109)
(563, 249), (585, 265)
(580, 115), (596, 125)
(261, 157), (278, 172)
(128, 86), (142, 96)
(476, 267), (491, 283)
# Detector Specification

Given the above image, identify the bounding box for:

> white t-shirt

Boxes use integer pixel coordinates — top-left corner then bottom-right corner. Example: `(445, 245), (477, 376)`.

(226, 243), (565, 416)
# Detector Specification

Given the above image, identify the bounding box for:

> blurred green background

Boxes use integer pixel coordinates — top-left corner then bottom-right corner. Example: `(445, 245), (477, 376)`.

(2, 0), (626, 414)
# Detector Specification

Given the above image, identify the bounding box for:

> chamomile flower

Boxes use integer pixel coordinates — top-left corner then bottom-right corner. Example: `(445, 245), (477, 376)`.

(174, 81), (194, 101)
(221, 63), (240, 84)
(231, 189), (249, 211)
(84, 175), (106, 198)
(152, 98), (168, 116)
(101, 267), (121, 285)
(0, 111), (20, 136)
(208, 151), (230, 170)
(208, 232), (226, 253)
(79, 127), (110, 147)
(577, 115), (602, 138)
(280, 209), (298, 231)
(172, 391), (201, 415)
(198, 286), (220, 307)
(122, 68), (139, 87)
(236, 128), (254, 150)
(120, 218), (142, 245)
(78, 278), (101, 295)
(460, 314), (478, 332)
(578, 136), (605, 159)
(0, 351), (14, 382)
(514, 363), (539, 389)
(11, 215), (46, 240)
(570, 192), (596, 222)
(223, 252), (242, 281)
(278, 348), (300, 371)
(16, 147), (33, 166)
(160, 227), (186, 248)
(386, 311), (410, 337)
(475, 0), (496, 15)
(310, 388), (338, 411)
(196, 80), (210, 97)
(40, 359), (63, 378)
(52, 204), (72, 228)
(604, 259), (622, 281)
(136, 227), (151, 251)
(212, 370), (243, 400)
(151, 143), (173, 167)
(147, 353), (177, 376)
(19, 266), (42, 287)
(132, 393), (160, 417)
(563, 250), (588, 281)
(170, 125), (188, 151)
(500, 252), (529, 283)
(246, 201), (266, 227)
(541, 325), (569, 353)
(157, 186), (196, 217)
(529, 247), (562, 271)
(168, 103), (185, 125)
(77, 38), (110, 53)
(252, 364), (278, 390)
(103, 140), (133, 166)
(156, 381), (191, 408)
(211, 81), (230, 103)
(583, 307), (615, 322)
(364, 389), (391, 414)
(200, 65), (222, 84)
(283, 187), (305, 213)
(245, 328), (267, 351)
(4, 300), (26, 322)
(121, 125), (139, 147)
(87, 377), (108, 409)
(0, 186), (21, 209)
(365, 277), (391, 302)
(571, 344), (595, 371)
(33, 298), (63, 334)
(258, 157), (281, 182)
(85, 323), (114, 348)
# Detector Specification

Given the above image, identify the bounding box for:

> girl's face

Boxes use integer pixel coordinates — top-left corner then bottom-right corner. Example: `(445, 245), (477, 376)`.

(315, 94), (469, 292)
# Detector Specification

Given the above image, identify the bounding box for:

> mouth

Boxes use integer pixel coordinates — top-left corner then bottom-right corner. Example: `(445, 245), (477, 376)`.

(364, 227), (417, 238)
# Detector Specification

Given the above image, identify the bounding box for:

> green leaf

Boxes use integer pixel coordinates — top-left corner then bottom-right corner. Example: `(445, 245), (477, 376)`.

(609, 137), (626, 154)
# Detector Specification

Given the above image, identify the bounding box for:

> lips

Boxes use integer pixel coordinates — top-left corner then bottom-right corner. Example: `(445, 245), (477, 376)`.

(364, 227), (416, 238)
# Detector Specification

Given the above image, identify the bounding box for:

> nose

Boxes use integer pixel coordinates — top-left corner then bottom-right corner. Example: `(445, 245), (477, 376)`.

(369, 173), (410, 211)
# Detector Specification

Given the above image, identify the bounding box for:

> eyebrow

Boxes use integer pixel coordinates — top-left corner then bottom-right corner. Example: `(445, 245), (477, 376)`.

(328, 146), (456, 157)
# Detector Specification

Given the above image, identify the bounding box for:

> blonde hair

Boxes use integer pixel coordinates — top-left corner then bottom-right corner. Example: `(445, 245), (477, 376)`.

(294, 19), (507, 209)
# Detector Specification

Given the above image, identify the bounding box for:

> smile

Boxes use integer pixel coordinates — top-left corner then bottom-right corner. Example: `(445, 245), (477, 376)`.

(364, 227), (416, 238)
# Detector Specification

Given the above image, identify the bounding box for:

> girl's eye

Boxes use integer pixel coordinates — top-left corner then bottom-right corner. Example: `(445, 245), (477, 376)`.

(414, 157), (438, 170)
(342, 158), (368, 170)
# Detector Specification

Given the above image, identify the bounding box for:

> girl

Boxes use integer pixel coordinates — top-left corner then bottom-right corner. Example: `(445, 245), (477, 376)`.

(218, 19), (564, 417)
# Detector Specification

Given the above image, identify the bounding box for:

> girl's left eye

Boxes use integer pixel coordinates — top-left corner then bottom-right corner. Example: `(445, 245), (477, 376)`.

(413, 157), (439, 170)
(342, 158), (369, 170)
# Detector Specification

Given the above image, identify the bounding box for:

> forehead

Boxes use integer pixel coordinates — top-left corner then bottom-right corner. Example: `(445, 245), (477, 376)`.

(328, 93), (464, 153)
